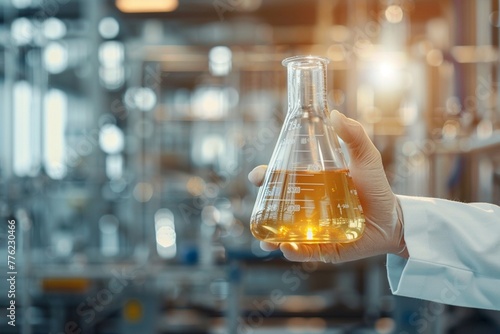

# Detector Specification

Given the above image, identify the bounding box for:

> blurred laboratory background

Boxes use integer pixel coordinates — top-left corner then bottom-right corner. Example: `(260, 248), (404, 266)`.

(1, 0), (500, 333)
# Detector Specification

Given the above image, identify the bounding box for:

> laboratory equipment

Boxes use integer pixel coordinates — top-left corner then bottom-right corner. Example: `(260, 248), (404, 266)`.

(250, 55), (365, 243)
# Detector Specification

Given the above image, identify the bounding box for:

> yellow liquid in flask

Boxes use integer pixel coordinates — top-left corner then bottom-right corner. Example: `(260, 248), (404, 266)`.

(250, 169), (365, 243)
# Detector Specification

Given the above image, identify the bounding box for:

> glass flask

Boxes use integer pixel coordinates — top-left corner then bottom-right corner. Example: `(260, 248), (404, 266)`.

(250, 55), (365, 243)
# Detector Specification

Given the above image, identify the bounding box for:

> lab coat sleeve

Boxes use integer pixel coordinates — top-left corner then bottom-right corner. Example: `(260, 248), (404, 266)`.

(386, 195), (500, 310)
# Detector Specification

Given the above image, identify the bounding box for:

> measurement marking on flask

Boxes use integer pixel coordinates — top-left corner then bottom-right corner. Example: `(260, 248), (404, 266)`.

(280, 138), (296, 146)
(337, 203), (350, 215)
(307, 164), (321, 171)
(264, 186), (282, 196)
(266, 204), (278, 212)
(286, 204), (301, 212)
(287, 186), (301, 194)
(295, 134), (324, 137)
(287, 120), (302, 131)
(289, 168), (316, 174)
(291, 164), (342, 170)
(294, 182), (324, 186)
(265, 199), (315, 202)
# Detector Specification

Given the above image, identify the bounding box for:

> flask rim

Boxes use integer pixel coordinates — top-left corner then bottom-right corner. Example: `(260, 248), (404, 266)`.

(282, 55), (330, 67)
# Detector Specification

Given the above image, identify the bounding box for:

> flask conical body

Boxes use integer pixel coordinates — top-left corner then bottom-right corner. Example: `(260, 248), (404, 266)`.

(250, 56), (365, 243)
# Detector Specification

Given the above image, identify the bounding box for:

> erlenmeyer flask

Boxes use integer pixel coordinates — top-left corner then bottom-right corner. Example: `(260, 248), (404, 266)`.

(250, 55), (365, 243)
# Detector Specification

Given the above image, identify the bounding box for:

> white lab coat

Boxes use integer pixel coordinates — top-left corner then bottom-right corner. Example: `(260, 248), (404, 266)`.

(387, 195), (500, 311)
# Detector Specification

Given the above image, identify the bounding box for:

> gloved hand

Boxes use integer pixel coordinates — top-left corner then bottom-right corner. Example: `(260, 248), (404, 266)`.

(248, 110), (408, 263)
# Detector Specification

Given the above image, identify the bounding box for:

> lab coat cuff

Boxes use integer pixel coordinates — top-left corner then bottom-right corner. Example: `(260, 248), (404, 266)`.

(395, 194), (435, 260)
(386, 195), (433, 296)
(386, 256), (433, 299)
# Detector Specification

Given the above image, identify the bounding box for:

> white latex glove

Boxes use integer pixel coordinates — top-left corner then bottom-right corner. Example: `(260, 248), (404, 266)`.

(248, 110), (408, 263)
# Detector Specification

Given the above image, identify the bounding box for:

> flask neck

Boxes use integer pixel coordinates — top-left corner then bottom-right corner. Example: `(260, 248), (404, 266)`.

(284, 56), (329, 114)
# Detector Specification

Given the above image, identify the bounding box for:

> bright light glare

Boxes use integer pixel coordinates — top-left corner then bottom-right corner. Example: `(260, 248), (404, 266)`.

(11, 17), (33, 45)
(378, 61), (397, 78)
(99, 41), (124, 67)
(116, 0), (178, 13)
(385, 5), (403, 23)
(156, 226), (176, 247)
(12, 0), (31, 9)
(306, 228), (313, 240)
(209, 46), (232, 63)
(43, 42), (68, 74)
(43, 18), (67, 40)
(155, 208), (176, 259)
(98, 17), (120, 39)
(200, 135), (225, 165)
(124, 87), (157, 111)
(209, 46), (232, 76)
(99, 124), (125, 154)
(99, 66), (125, 90)
(192, 87), (227, 119)
(106, 154), (123, 180)
(134, 88), (157, 111)
(375, 60), (401, 88)
(13, 81), (32, 177)
(155, 208), (174, 222)
(368, 53), (406, 89)
(44, 89), (67, 179)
